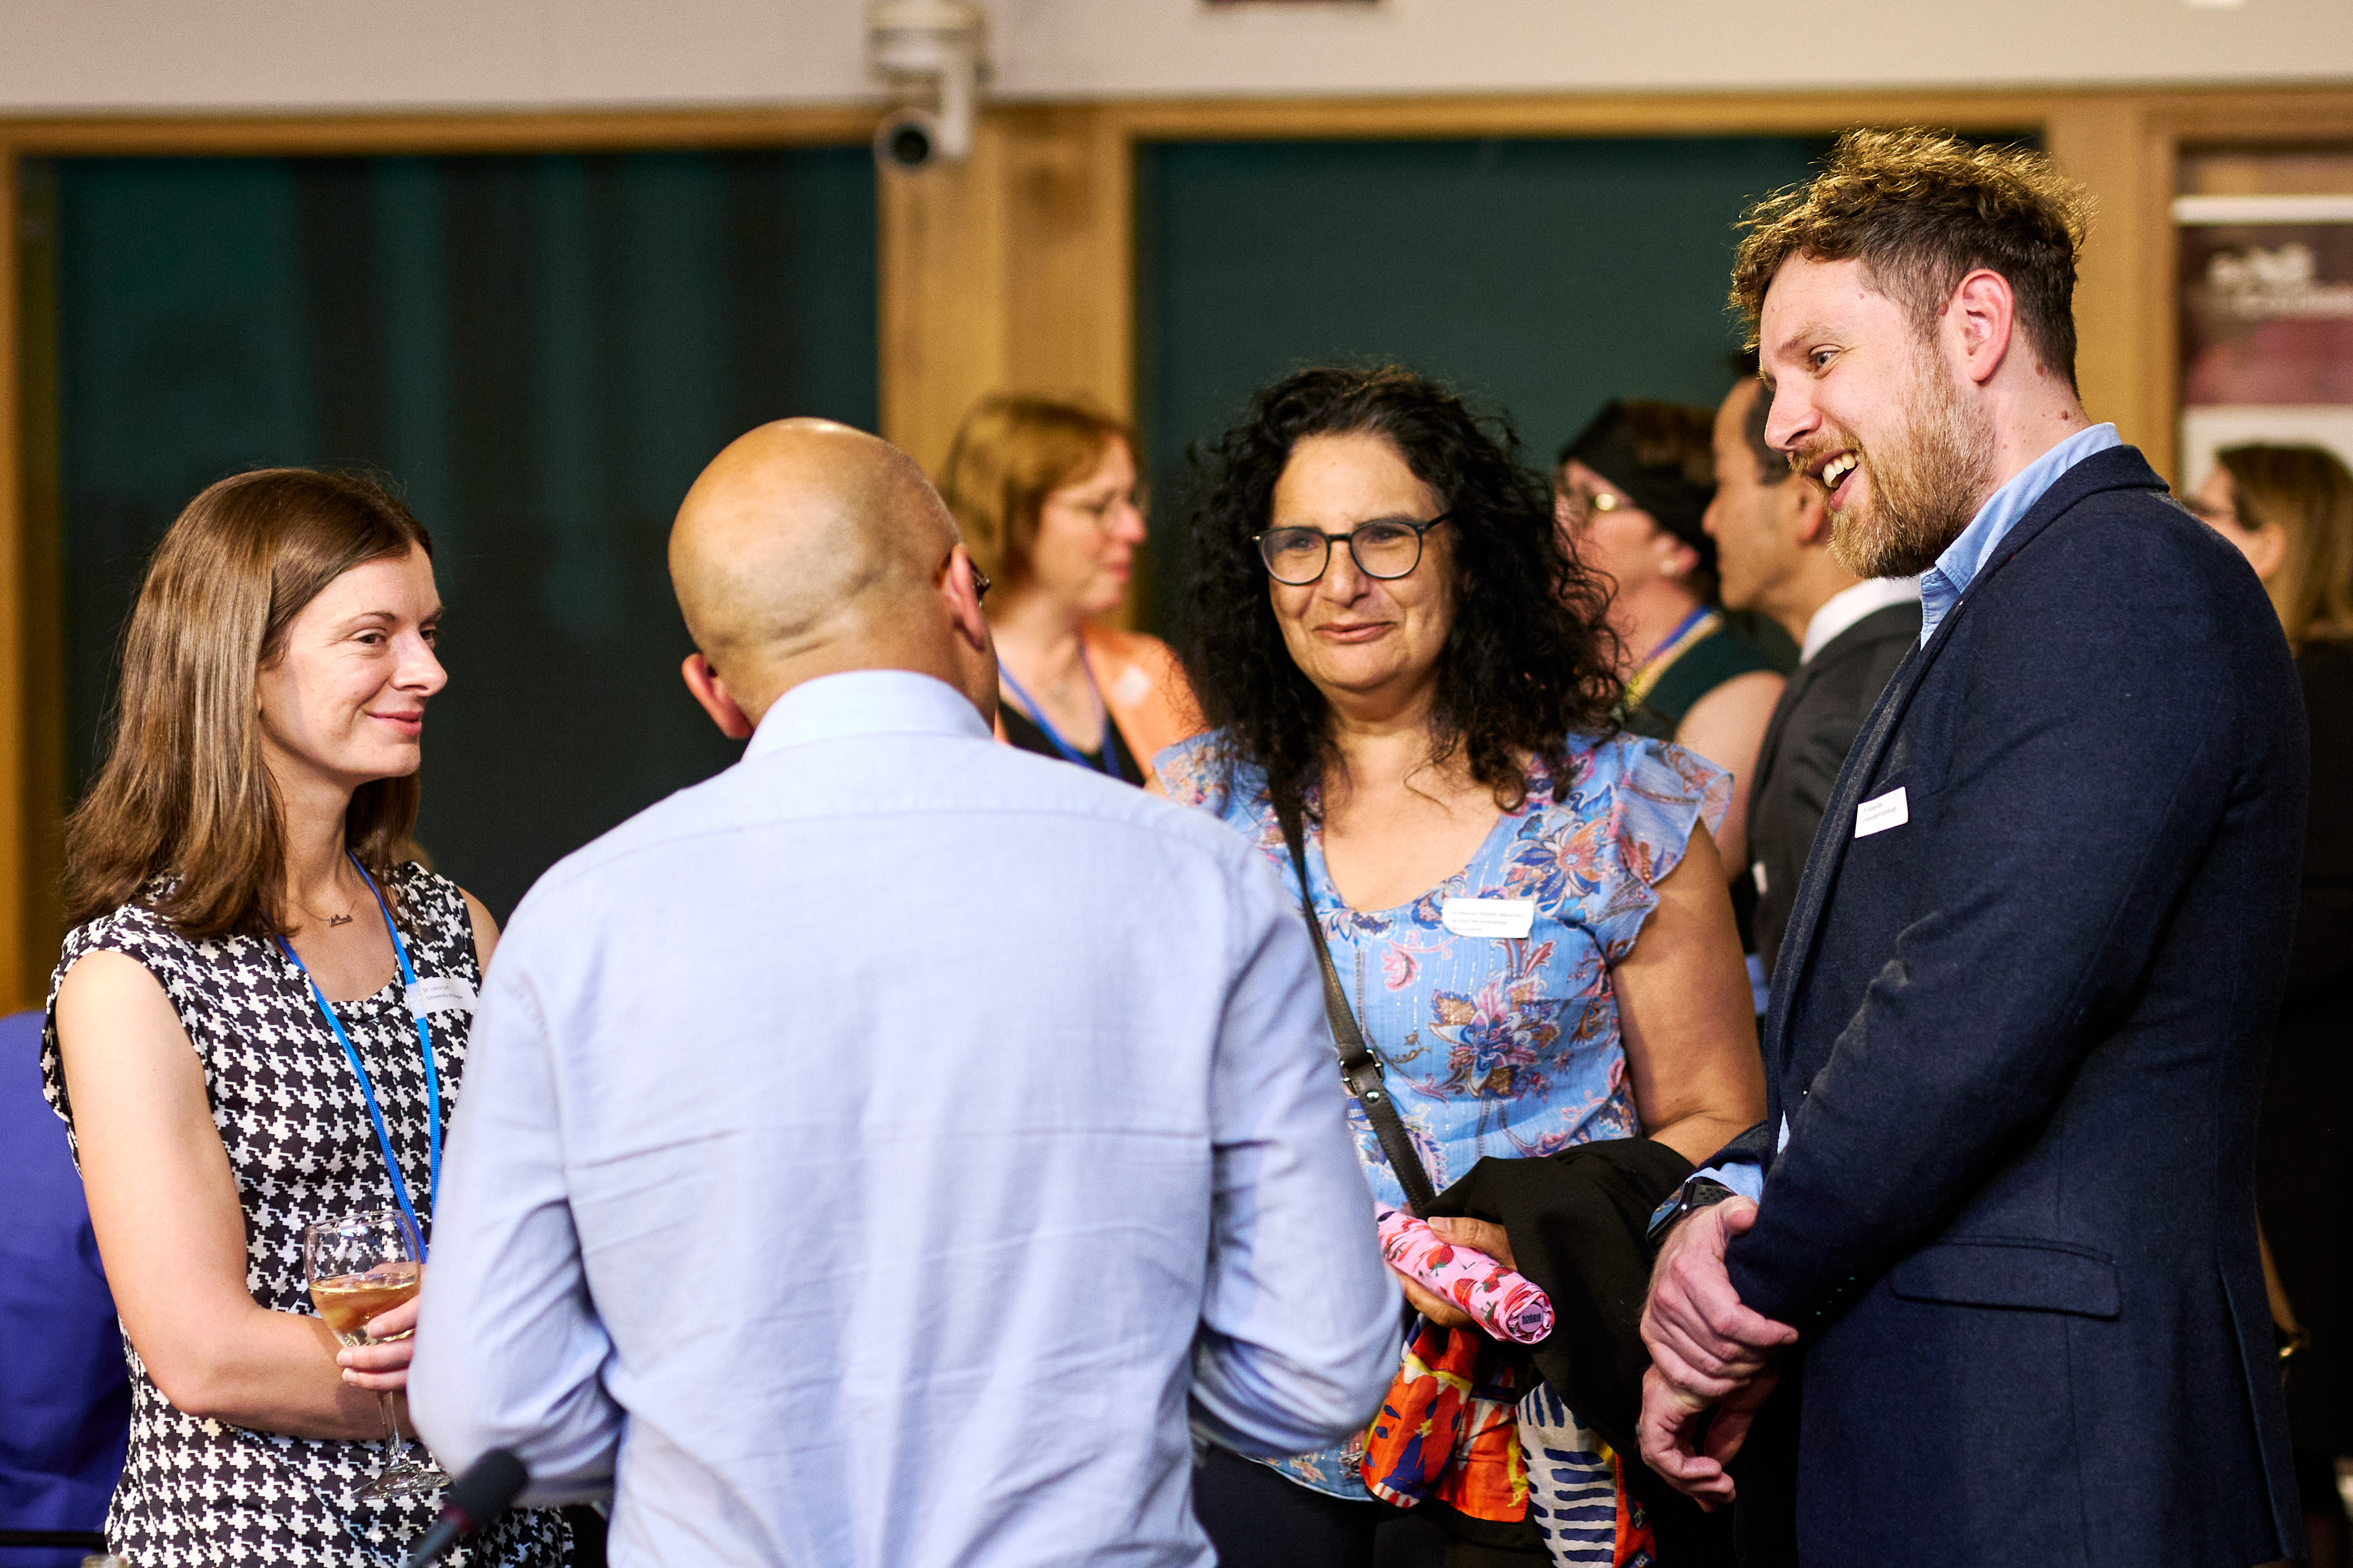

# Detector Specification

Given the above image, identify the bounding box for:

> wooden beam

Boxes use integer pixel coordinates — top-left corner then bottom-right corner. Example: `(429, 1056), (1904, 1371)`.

(1100, 87), (2067, 143)
(878, 105), (1136, 476)
(0, 105), (876, 156)
(2046, 98), (2177, 478)
(878, 114), (1015, 478)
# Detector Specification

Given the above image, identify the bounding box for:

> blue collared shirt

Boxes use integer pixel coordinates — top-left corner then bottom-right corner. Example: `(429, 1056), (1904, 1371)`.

(1918, 423), (2121, 644)
(410, 669), (1400, 1568)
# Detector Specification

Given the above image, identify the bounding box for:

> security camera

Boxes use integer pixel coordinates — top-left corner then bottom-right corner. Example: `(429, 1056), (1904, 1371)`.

(876, 109), (941, 172)
(868, 1), (986, 171)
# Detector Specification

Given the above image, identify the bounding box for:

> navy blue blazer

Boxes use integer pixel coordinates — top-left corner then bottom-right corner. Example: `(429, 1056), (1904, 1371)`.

(1719, 446), (2307, 1568)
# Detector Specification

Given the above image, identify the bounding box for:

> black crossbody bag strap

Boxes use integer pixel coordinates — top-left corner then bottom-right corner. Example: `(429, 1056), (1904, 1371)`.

(1277, 802), (1441, 1218)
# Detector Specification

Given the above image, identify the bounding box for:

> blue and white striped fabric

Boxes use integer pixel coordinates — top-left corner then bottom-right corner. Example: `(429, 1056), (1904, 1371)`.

(1519, 1384), (1649, 1567)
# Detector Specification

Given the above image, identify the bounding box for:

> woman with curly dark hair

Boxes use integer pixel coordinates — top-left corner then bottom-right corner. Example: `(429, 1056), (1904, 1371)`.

(1157, 367), (1764, 1568)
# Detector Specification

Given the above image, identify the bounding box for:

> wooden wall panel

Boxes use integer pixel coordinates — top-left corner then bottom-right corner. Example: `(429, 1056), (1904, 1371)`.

(2046, 98), (2177, 478)
(878, 104), (1132, 478)
(879, 115), (1016, 478)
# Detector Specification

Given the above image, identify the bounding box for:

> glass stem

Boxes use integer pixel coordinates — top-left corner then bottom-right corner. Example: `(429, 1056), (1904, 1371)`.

(378, 1391), (409, 1467)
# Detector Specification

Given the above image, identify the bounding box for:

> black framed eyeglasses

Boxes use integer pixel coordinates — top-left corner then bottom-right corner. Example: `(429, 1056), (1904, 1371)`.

(969, 563), (992, 605)
(1253, 515), (1448, 586)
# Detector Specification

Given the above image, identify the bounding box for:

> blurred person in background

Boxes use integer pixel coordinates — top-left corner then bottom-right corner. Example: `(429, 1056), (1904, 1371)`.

(1555, 399), (1784, 886)
(1702, 372), (1919, 989)
(42, 469), (570, 1568)
(1161, 366), (1765, 1568)
(1557, 401), (1784, 1014)
(2193, 441), (2353, 1568)
(938, 392), (1199, 787)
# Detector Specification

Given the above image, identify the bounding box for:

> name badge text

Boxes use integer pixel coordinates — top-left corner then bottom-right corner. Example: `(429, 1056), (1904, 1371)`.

(407, 975), (477, 1019)
(1855, 787), (1910, 839)
(1441, 898), (1536, 939)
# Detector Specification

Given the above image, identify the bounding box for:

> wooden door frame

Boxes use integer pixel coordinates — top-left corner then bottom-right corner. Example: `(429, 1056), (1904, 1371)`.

(9, 84), (2353, 1005)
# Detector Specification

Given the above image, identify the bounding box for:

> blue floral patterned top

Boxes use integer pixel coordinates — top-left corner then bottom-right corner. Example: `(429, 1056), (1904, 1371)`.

(1156, 727), (1730, 1500)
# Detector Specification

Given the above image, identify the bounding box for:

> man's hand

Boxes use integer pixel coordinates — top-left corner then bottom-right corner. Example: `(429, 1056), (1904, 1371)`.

(1637, 1362), (1779, 1508)
(1393, 1215), (1516, 1332)
(1641, 1197), (1796, 1402)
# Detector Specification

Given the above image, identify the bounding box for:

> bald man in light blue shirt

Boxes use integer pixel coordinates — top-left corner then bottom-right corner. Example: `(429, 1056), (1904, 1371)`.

(409, 420), (1400, 1568)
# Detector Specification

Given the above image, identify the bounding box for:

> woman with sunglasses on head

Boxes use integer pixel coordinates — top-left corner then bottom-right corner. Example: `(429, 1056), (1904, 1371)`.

(42, 470), (570, 1567)
(1158, 367), (1764, 1567)
(938, 392), (1200, 789)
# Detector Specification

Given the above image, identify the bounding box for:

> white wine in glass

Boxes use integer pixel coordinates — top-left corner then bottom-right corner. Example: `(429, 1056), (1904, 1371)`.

(303, 1208), (447, 1500)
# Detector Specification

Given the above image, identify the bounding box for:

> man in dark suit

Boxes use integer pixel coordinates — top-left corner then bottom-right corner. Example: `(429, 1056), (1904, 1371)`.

(1705, 373), (1920, 984)
(1636, 128), (2308, 1568)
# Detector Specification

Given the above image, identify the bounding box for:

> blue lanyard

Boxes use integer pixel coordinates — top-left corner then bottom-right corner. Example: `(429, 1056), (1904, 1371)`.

(274, 851), (443, 1253)
(1641, 604), (1716, 668)
(999, 650), (1125, 780)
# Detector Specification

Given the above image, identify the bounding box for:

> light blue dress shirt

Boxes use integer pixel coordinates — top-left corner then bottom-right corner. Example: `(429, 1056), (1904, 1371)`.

(1917, 422), (2121, 645)
(1693, 421), (2125, 1208)
(409, 669), (1400, 1568)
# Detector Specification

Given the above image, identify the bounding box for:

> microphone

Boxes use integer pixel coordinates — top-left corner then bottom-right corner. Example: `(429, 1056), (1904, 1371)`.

(404, 1449), (529, 1567)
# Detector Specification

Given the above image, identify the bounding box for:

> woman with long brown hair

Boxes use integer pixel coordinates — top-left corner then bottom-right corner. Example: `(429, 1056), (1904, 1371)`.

(41, 469), (570, 1566)
(2193, 443), (2353, 1568)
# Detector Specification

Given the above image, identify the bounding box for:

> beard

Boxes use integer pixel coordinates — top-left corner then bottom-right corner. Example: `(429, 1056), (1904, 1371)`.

(1825, 345), (1997, 579)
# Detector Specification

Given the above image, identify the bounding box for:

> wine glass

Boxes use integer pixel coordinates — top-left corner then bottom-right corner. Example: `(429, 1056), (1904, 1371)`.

(304, 1208), (447, 1500)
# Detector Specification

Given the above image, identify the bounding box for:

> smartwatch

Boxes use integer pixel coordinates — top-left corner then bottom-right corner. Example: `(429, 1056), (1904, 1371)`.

(1645, 1176), (1738, 1247)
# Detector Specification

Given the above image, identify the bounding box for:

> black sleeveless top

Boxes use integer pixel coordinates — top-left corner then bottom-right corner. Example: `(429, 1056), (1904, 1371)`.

(1623, 623), (1780, 741)
(998, 700), (1141, 785)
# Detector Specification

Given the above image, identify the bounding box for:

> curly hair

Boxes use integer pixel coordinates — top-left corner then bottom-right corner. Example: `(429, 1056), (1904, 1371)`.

(1176, 366), (1620, 823)
(1731, 128), (2092, 389)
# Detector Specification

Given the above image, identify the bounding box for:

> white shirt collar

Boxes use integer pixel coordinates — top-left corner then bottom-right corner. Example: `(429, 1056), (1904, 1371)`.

(745, 668), (992, 759)
(1799, 576), (1923, 665)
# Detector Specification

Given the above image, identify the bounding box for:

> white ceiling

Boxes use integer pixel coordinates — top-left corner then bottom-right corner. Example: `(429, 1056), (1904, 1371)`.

(0, 0), (2345, 113)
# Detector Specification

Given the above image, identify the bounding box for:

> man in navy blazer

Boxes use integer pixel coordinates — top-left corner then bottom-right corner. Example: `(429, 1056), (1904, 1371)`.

(1635, 130), (2307, 1568)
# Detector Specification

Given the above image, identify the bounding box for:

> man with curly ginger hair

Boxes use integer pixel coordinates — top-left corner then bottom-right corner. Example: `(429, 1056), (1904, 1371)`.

(1635, 128), (2308, 1567)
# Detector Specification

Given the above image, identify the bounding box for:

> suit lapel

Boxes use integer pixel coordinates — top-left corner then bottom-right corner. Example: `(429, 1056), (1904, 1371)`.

(1758, 444), (2170, 1087)
(1758, 635), (1924, 1075)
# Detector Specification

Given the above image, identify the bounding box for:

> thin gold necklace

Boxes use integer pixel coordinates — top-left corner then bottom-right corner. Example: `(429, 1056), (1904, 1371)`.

(292, 876), (361, 929)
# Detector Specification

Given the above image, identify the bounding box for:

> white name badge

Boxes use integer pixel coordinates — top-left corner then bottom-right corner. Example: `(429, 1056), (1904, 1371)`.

(1751, 860), (1769, 895)
(1855, 786), (1910, 839)
(407, 975), (477, 1020)
(1440, 898), (1536, 939)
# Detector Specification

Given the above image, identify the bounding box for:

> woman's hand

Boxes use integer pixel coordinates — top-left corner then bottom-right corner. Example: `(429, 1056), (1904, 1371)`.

(1392, 1216), (1517, 1333)
(334, 1290), (422, 1392)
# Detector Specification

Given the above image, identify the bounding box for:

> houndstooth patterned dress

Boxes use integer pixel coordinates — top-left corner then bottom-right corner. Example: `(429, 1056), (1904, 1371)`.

(41, 864), (572, 1568)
